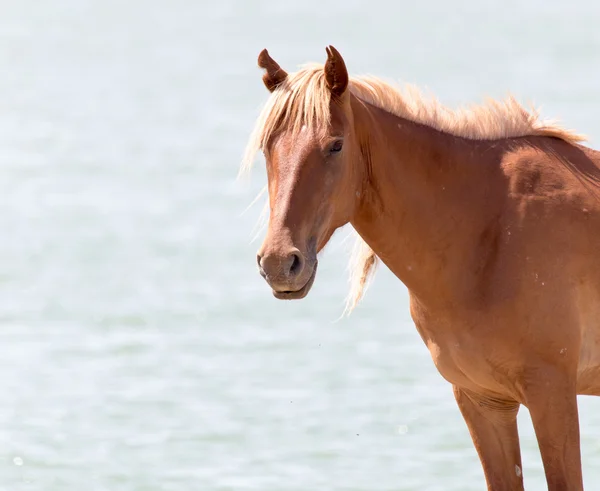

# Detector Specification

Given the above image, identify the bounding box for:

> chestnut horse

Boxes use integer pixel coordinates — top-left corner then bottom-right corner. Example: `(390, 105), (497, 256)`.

(242, 46), (600, 490)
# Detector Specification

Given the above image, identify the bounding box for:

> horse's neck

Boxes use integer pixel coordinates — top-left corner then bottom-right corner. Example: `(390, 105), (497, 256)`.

(350, 98), (505, 306)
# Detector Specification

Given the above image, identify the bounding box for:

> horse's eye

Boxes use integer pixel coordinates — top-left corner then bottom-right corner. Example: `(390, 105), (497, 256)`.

(329, 140), (343, 154)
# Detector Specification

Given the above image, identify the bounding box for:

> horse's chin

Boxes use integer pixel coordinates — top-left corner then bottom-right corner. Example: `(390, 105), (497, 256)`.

(272, 262), (317, 300)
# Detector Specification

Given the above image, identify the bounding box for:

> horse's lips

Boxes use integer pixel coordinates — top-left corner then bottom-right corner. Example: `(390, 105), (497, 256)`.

(272, 263), (318, 300)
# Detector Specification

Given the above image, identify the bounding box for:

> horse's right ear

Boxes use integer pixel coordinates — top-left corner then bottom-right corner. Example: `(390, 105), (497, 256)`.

(258, 49), (288, 92)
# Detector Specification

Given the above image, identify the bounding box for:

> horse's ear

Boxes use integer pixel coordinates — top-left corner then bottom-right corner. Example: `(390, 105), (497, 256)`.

(258, 49), (288, 92)
(324, 45), (348, 97)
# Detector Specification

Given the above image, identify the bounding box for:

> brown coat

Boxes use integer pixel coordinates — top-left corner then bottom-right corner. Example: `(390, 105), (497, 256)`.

(244, 46), (600, 491)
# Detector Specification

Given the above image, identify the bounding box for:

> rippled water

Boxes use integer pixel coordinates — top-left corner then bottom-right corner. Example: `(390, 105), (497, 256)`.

(1, 1), (599, 489)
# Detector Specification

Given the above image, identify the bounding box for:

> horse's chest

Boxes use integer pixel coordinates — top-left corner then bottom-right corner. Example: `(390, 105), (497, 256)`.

(413, 316), (507, 393)
(413, 320), (477, 388)
(424, 338), (469, 385)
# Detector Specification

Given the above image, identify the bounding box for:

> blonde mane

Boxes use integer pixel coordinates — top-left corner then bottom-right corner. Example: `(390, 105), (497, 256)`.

(241, 63), (586, 313)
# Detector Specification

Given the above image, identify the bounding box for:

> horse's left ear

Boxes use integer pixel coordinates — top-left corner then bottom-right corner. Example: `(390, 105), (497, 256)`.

(324, 45), (348, 97)
(258, 49), (288, 92)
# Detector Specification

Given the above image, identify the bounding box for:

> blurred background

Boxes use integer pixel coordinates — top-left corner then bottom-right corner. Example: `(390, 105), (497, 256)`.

(0, 0), (599, 490)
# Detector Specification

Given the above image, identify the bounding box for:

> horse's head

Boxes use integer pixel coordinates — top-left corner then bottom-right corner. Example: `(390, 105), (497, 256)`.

(248, 46), (364, 300)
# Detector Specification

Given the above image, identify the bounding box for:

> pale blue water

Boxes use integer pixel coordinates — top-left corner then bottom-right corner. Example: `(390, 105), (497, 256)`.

(0, 1), (599, 490)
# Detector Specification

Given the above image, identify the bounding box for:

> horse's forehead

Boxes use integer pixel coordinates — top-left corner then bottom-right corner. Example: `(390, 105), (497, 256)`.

(268, 124), (322, 161)
(276, 123), (322, 144)
(287, 125), (317, 146)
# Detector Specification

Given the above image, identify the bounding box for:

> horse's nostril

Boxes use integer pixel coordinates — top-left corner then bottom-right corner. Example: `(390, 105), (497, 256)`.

(257, 254), (267, 278)
(258, 249), (304, 280)
(289, 252), (303, 276)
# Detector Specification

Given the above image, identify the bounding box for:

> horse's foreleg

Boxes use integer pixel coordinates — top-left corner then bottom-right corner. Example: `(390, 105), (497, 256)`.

(523, 370), (584, 491)
(453, 386), (524, 491)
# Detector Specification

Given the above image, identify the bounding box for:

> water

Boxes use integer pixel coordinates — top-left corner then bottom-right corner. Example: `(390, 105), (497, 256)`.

(0, 1), (599, 489)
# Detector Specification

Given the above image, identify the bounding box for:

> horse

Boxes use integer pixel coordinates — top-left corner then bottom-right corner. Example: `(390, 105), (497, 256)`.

(241, 45), (600, 491)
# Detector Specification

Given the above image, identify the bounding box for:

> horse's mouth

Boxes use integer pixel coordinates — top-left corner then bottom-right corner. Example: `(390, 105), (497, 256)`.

(272, 263), (317, 300)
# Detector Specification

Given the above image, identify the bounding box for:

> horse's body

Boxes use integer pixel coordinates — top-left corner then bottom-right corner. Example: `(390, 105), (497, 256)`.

(243, 46), (600, 490)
